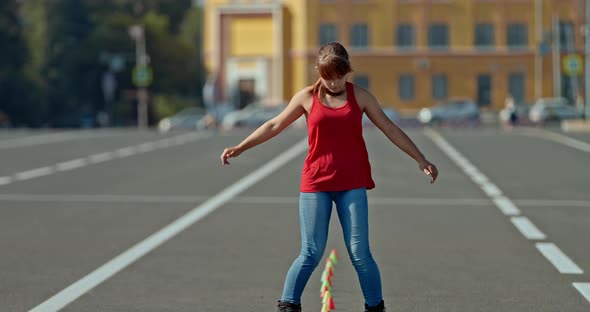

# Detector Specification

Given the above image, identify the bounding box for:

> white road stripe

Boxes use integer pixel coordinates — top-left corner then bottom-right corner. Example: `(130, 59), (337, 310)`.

(14, 167), (53, 181)
(493, 196), (521, 216)
(573, 283), (590, 303)
(0, 176), (12, 186)
(536, 243), (584, 274)
(27, 137), (309, 312)
(88, 152), (113, 164)
(0, 193), (585, 207)
(0, 194), (490, 205)
(481, 182), (502, 197)
(2, 133), (208, 188)
(0, 194), (210, 204)
(136, 143), (156, 153)
(510, 217), (546, 240)
(56, 159), (87, 171)
(521, 128), (590, 153)
(515, 199), (590, 207)
(424, 128), (587, 284)
(0, 130), (127, 149)
(114, 147), (136, 157)
(0, 132), (80, 149)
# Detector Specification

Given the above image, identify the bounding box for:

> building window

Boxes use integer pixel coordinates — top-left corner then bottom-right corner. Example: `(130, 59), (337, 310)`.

(350, 23), (369, 48)
(399, 74), (415, 100)
(508, 73), (525, 103)
(559, 21), (575, 51)
(319, 23), (338, 46)
(477, 74), (492, 106)
(428, 23), (449, 50)
(432, 74), (448, 100)
(507, 23), (528, 49)
(396, 24), (415, 49)
(474, 23), (494, 49)
(353, 75), (370, 89)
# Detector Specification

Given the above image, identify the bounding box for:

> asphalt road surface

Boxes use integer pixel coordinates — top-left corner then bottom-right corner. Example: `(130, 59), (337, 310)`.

(1, 126), (589, 312)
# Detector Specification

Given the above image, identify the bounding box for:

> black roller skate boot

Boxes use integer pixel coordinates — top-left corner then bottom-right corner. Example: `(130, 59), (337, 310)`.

(364, 300), (385, 312)
(276, 300), (302, 312)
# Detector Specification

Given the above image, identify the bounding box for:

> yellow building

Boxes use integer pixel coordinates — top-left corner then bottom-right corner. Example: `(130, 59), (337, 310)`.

(203, 0), (586, 111)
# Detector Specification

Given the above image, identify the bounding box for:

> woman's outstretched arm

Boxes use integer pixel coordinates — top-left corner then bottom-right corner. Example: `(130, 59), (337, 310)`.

(359, 87), (439, 183)
(220, 88), (309, 165)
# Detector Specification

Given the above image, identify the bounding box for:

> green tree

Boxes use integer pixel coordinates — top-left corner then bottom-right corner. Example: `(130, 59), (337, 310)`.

(44, 0), (99, 126)
(0, 0), (45, 127)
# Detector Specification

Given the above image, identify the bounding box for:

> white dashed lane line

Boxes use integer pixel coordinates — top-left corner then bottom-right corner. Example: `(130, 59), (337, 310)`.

(2, 132), (209, 188)
(424, 128), (588, 303)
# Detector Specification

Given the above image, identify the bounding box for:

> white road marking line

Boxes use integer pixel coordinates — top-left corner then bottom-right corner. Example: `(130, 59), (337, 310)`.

(14, 167), (53, 181)
(88, 152), (113, 164)
(424, 128), (587, 283)
(136, 143), (156, 153)
(28, 137), (309, 312)
(0, 130), (128, 149)
(2, 133), (208, 188)
(493, 196), (521, 216)
(114, 147), (136, 157)
(481, 182), (503, 197)
(515, 199), (590, 207)
(154, 140), (172, 149)
(0, 194), (490, 205)
(55, 159), (87, 172)
(0, 194), (210, 204)
(520, 128), (590, 153)
(0, 132), (79, 149)
(424, 129), (511, 217)
(0, 176), (12, 186)
(0, 193), (585, 208)
(573, 283), (590, 303)
(510, 217), (546, 240)
(536, 243), (584, 274)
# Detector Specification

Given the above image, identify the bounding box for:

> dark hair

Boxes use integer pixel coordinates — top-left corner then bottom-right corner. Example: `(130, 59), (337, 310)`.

(312, 42), (353, 98)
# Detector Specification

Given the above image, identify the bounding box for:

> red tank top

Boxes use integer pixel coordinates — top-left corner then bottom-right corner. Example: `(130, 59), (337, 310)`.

(300, 82), (375, 192)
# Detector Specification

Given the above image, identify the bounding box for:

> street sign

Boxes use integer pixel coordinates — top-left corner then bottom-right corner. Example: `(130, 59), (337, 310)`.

(563, 54), (583, 76)
(538, 42), (549, 56)
(132, 65), (153, 87)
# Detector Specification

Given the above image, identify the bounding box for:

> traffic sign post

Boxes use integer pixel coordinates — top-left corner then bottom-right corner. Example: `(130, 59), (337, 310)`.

(132, 65), (153, 88)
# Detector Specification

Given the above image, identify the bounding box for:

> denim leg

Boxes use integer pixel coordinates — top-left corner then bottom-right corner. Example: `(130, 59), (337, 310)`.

(281, 192), (332, 304)
(334, 188), (383, 306)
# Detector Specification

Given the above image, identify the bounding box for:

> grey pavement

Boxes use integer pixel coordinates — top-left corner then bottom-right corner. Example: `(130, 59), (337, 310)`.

(0, 126), (589, 311)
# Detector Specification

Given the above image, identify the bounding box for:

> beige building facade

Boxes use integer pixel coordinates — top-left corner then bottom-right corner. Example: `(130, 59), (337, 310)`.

(204, 0), (587, 110)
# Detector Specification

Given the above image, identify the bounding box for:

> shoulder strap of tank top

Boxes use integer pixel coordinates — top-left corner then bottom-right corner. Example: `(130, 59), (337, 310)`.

(346, 82), (361, 113)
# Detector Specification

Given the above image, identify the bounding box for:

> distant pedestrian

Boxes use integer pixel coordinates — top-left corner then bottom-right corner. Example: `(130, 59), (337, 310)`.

(502, 94), (518, 129)
(220, 42), (438, 312)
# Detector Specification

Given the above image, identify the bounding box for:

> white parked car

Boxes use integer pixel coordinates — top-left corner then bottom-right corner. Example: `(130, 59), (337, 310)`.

(158, 107), (207, 133)
(528, 98), (583, 123)
(221, 102), (286, 130)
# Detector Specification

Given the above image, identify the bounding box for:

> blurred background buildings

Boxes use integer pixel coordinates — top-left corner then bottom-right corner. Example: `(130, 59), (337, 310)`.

(1, 0), (589, 128)
(204, 0), (588, 112)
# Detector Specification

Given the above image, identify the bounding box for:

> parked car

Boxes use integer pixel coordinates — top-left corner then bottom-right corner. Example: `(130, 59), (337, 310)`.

(157, 107), (208, 133)
(418, 98), (480, 125)
(362, 107), (399, 127)
(221, 102), (286, 130)
(528, 97), (583, 123)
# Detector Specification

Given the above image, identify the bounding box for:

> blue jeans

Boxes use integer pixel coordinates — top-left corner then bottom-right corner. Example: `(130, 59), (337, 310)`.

(280, 188), (383, 306)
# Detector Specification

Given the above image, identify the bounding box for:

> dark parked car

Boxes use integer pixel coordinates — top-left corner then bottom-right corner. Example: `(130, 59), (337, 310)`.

(418, 98), (480, 125)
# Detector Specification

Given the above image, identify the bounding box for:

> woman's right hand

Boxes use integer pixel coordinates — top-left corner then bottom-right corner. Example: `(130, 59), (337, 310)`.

(220, 146), (243, 165)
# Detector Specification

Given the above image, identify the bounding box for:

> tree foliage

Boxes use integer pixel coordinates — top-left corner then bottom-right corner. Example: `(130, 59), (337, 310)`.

(3, 0), (205, 127)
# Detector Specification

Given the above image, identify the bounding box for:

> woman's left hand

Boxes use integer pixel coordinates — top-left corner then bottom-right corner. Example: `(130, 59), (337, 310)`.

(418, 160), (438, 184)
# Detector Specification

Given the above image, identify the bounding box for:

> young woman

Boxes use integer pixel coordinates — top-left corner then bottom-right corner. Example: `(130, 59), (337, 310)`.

(220, 42), (438, 312)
